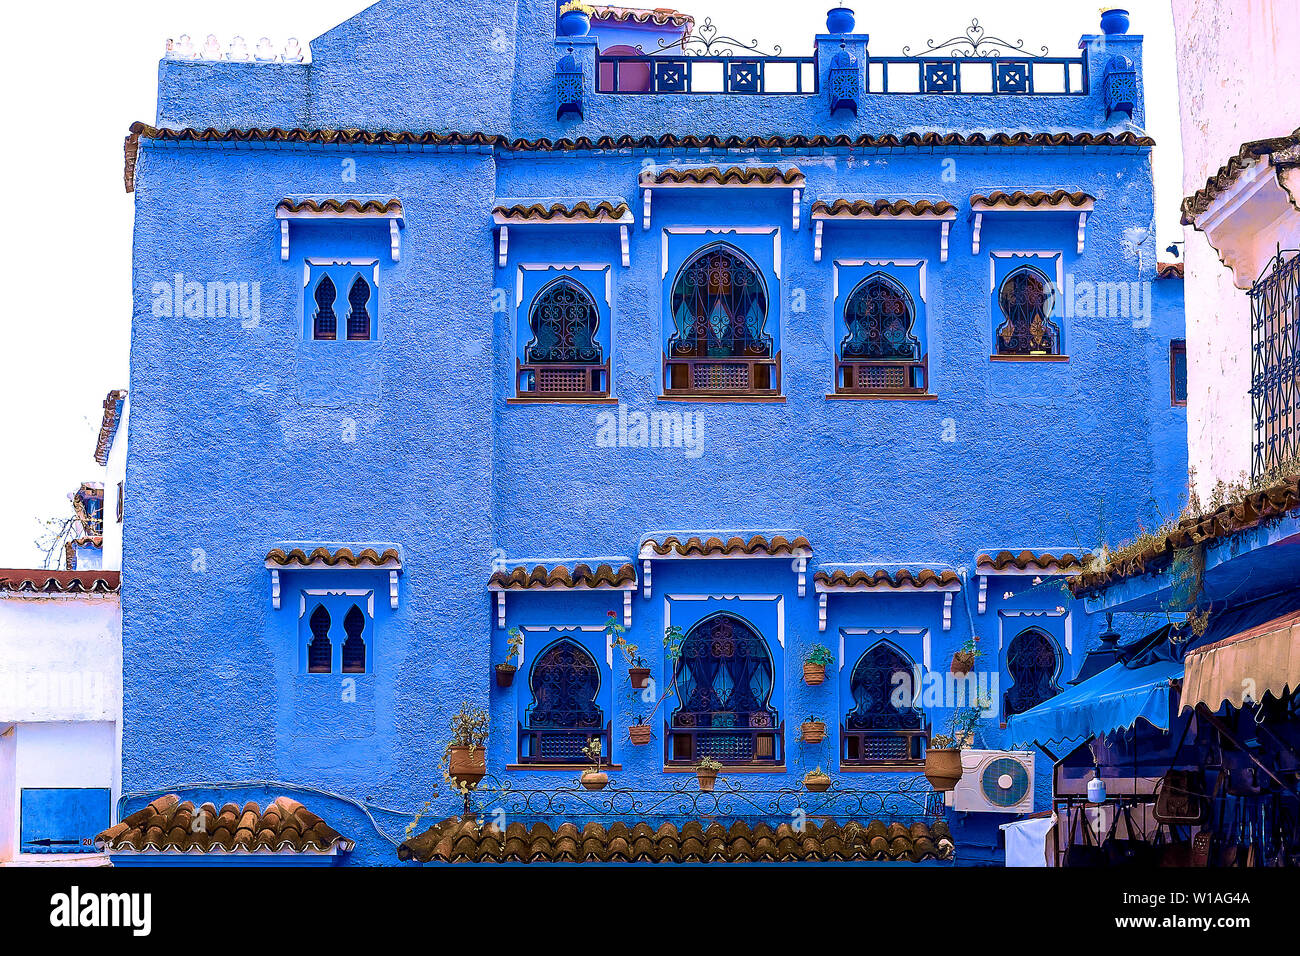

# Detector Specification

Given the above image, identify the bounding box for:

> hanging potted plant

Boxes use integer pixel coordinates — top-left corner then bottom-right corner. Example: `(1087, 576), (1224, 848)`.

(803, 643), (834, 685)
(608, 612), (650, 688)
(803, 767), (832, 793)
(579, 737), (609, 791)
(628, 714), (653, 746)
(496, 627), (524, 687)
(800, 714), (827, 744)
(695, 756), (722, 792)
(557, 1), (593, 37)
(442, 700), (489, 791)
(924, 702), (988, 791)
(950, 635), (982, 675)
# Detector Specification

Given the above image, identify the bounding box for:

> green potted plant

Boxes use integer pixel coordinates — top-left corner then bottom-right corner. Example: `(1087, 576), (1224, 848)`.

(950, 634), (983, 675)
(441, 700), (489, 791)
(803, 766), (832, 793)
(800, 714), (827, 744)
(924, 702), (988, 791)
(496, 627), (524, 687)
(579, 737), (609, 791)
(608, 612), (650, 688)
(803, 643), (834, 685)
(695, 756), (722, 792)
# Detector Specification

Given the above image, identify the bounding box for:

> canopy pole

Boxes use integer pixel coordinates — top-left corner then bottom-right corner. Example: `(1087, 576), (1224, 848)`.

(1195, 704), (1295, 793)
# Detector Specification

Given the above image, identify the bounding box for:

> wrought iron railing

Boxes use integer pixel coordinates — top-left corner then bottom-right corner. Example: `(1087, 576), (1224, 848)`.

(466, 774), (944, 823)
(1250, 248), (1299, 478)
(596, 18), (817, 95)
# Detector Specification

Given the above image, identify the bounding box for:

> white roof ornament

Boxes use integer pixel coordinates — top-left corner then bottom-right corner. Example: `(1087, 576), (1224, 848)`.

(227, 36), (251, 61)
(254, 37), (278, 62)
(200, 34), (223, 60)
(283, 37), (304, 63)
(166, 34), (197, 59)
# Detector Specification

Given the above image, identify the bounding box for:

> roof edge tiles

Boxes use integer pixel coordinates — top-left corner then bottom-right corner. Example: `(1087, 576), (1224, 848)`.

(489, 562), (639, 590)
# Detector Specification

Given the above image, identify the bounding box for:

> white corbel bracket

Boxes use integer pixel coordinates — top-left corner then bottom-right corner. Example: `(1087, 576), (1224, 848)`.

(978, 575), (988, 614)
(623, 590), (632, 628)
(971, 212), (983, 254)
(818, 593), (827, 633)
(496, 591), (506, 629)
(620, 224), (630, 268)
(280, 221), (290, 262)
(642, 559), (652, 598)
(391, 220), (402, 262)
(792, 557), (808, 597)
(940, 220), (951, 262)
(1076, 211), (1089, 254)
(943, 592), (954, 632)
(497, 225), (509, 268)
(814, 220), (824, 262)
(270, 569), (281, 609)
(642, 188), (652, 230)
(389, 570), (400, 609)
(792, 189), (802, 232)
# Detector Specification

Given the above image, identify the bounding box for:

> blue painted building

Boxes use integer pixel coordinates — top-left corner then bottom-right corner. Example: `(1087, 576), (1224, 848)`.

(113, 2), (1187, 865)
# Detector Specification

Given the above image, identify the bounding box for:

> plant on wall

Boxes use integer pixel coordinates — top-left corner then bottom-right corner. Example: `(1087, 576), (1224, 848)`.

(608, 611), (651, 687)
(803, 766), (832, 792)
(496, 627), (524, 687)
(803, 642), (834, 685)
(800, 713), (827, 744)
(440, 700), (490, 794)
(950, 634), (984, 675)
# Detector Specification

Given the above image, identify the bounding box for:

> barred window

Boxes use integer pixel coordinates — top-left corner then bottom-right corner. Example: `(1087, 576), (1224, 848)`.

(667, 614), (780, 766)
(996, 266), (1060, 356)
(1003, 628), (1062, 718)
(519, 638), (607, 764)
(1170, 339), (1188, 406)
(312, 274), (337, 341)
(307, 605), (332, 673)
(1250, 249), (1299, 478)
(516, 278), (609, 399)
(342, 604), (367, 673)
(842, 643), (926, 767)
(837, 274), (927, 394)
(346, 276), (373, 341)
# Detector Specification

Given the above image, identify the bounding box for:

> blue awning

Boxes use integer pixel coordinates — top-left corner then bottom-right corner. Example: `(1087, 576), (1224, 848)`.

(1006, 655), (1182, 751)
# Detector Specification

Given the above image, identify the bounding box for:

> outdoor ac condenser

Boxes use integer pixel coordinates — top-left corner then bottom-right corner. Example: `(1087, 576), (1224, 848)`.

(951, 750), (1036, 814)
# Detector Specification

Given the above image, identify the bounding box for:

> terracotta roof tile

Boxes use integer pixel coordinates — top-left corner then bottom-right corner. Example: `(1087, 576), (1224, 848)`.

(399, 816), (953, 864)
(94, 390), (127, 466)
(1069, 474), (1300, 596)
(976, 550), (1093, 573)
(970, 189), (1096, 209)
(491, 200), (631, 222)
(1181, 128), (1300, 224)
(264, 546), (401, 568)
(1155, 261), (1184, 279)
(811, 198), (957, 218)
(125, 124), (1156, 191)
(640, 534), (812, 557)
(815, 568), (961, 590)
(641, 165), (805, 187)
(0, 570), (120, 594)
(96, 794), (354, 854)
(489, 562), (638, 589)
(590, 5), (694, 28)
(276, 197), (402, 215)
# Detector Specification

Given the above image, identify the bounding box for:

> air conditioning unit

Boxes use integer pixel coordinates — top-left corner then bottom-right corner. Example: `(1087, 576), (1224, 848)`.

(952, 750), (1035, 814)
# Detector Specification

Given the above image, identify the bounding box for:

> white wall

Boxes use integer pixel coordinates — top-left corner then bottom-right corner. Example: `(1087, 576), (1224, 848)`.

(1172, 0), (1300, 493)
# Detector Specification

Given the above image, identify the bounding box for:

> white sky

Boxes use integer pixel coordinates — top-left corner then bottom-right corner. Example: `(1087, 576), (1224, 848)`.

(0, 0), (1182, 567)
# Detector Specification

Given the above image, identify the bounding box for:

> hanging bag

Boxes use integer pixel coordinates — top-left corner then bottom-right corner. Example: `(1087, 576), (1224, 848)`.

(1063, 804), (1106, 868)
(1154, 770), (1209, 825)
(1104, 803), (1157, 867)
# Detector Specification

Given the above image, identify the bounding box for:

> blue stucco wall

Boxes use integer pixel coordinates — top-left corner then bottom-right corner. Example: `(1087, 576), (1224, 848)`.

(122, 0), (1185, 865)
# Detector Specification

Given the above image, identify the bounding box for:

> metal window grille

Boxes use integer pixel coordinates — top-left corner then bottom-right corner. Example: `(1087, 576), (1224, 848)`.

(995, 267), (1060, 355)
(1003, 629), (1062, 718)
(312, 274), (337, 340)
(1250, 249), (1299, 477)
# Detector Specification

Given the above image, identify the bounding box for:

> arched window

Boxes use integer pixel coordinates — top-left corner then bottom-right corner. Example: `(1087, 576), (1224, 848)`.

(996, 266), (1061, 355)
(665, 244), (776, 396)
(341, 604), (366, 673)
(520, 638), (605, 763)
(837, 274), (926, 393)
(307, 605), (332, 673)
(346, 276), (372, 341)
(1003, 628), (1062, 718)
(668, 614), (780, 765)
(312, 275), (337, 341)
(517, 278), (608, 398)
(668, 245), (771, 359)
(843, 643), (927, 766)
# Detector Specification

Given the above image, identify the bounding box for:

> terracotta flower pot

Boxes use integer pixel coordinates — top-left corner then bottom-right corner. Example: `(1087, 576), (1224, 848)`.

(447, 745), (487, 788)
(924, 747), (963, 791)
(800, 721), (827, 744)
(495, 663), (517, 687)
(803, 663), (826, 686)
(696, 770), (718, 792)
(581, 771), (609, 791)
(804, 773), (832, 793)
(951, 651), (975, 675)
(628, 667), (651, 689)
(629, 723), (652, 745)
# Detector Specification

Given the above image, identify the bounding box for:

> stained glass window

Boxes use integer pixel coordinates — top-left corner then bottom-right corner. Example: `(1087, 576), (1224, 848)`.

(1003, 628), (1062, 717)
(845, 643), (924, 730)
(312, 275), (337, 341)
(668, 245), (772, 359)
(346, 276), (372, 341)
(342, 604), (366, 673)
(307, 605), (332, 673)
(671, 615), (777, 731)
(996, 266), (1061, 355)
(524, 279), (603, 364)
(841, 275), (920, 361)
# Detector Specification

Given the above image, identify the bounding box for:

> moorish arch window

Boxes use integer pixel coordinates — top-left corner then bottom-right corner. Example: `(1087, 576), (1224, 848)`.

(836, 274), (927, 394)
(312, 275), (338, 341)
(842, 642), (928, 767)
(307, 605), (332, 673)
(346, 276), (373, 341)
(1003, 628), (1063, 718)
(664, 244), (778, 397)
(995, 266), (1061, 356)
(517, 278), (609, 399)
(519, 638), (609, 764)
(667, 613), (781, 766)
(341, 604), (367, 673)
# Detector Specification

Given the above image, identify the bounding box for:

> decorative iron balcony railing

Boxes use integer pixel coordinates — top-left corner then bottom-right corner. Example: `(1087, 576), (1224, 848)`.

(1250, 248), (1300, 479)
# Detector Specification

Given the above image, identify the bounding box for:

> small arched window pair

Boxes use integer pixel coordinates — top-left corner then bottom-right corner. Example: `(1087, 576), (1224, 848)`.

(312, 274), (373, 341)
(306, 604), (368, 674)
